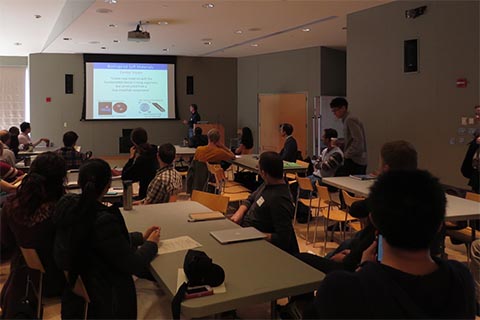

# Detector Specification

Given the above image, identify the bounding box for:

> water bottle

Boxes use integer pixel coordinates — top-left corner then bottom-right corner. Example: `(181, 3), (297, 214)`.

(123, 180), (133, 210)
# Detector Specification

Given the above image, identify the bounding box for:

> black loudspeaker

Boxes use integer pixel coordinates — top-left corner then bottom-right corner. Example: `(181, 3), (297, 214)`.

(65, 74), (73, 94)
(404, 39), (418, 73)
(186, 76), (194, 95)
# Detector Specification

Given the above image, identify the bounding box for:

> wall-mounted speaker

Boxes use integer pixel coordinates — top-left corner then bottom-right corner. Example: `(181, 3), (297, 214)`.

(65, 74), (74, 94)
(404, 39), (418, 73)
(186, 76), (194, 95)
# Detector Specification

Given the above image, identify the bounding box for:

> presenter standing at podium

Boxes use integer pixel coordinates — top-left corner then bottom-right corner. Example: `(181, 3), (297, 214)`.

(183, 104), (201, 139)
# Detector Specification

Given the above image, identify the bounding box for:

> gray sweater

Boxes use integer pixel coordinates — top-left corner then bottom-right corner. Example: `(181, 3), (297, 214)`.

(342, 111), (367, 165)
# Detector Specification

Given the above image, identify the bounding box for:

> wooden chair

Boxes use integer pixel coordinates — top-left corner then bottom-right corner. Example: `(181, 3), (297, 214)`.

(316, 185), (356, 253)
(285, 159), (310, 182)
(294, 176), (330, 244)
(20, 247), (45, 319)
(191, 190), (229, 214)
(342, 190), (366, 233)
(207, 164), (251, 205)
(64, 272), (90, 320)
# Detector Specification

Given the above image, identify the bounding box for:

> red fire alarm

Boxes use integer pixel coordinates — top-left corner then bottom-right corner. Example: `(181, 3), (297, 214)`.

(46, 97), (51, 102)
(456, 78), (467, 88)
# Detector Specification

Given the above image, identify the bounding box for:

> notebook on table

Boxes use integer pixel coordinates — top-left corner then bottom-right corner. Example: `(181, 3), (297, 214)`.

(349, 174), (376, 181)
(210, 227), (266, 244)
(188, 211), (225, 222)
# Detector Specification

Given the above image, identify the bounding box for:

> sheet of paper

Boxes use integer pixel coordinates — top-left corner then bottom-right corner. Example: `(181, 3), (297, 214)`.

(157, 236), (202, 255)
(177, 268), (226, 294)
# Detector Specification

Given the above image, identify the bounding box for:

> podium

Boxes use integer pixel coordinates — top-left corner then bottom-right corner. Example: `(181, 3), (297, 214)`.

(194, 123), (225, 145)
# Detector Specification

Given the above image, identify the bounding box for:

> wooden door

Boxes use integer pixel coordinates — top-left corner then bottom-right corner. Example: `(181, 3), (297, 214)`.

(258, 93), (307, 158)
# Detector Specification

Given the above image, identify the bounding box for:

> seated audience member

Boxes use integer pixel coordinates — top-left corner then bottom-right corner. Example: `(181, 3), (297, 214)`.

(122, 127), (159, 200)
(471, 240), (480, 315)
(279, 123), (298, 162)
(307, 128), (343, 186)
(54, 159), (160, 319)
(0, 152), (66, 318)
(235, 127), (254, 155)
(0, 159), (24, 183)
(193, 128), (235, 163)
(304, 170), (476, 319)
(230, 151), (299, 255)
(297, 140), (418, 274)
(0, 131), (16, 166)
(461, 105), (480, 193)
(135, 143), (182, 205)
(55, 131), (87, 170)
(7, 126), (20, 157)
(188, 127), (208, 148)
(18, 121), (50, 149)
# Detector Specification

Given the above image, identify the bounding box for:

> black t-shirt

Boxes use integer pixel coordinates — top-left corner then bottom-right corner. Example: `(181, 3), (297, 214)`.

(304, 259), (475, 319)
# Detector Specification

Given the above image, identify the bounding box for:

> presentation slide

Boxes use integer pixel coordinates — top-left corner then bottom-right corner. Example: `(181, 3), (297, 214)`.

(85, 62), (175, 120)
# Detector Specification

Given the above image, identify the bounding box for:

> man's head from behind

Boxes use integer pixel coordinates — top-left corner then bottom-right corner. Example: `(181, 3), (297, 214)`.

(63, 131), (79, 147)
(158, 143), (176, 165)
(0, 130), (11, 145)
(20, 122), (31, 133)
(194, 127), (203, 136)
(369, 170), (446, 250)
(207, 129), (220, 144)
(259, 151), (284, 181)
(380, 140), (417, 172)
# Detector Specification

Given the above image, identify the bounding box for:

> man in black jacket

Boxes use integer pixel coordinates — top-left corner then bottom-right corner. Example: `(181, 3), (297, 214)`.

(279, 123), (298, 162)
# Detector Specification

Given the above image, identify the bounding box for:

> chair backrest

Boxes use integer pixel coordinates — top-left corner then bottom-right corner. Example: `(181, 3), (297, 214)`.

(72, 275), (90, 303)
(297, 175), (314, 192)
(191, 190), (229, 213)
(466, 192), (480, 202)
(20, 247), (45, 273)
(342, 190), (365, 208)
(186, 160), (210, 194)
(315, 183), (332, 202)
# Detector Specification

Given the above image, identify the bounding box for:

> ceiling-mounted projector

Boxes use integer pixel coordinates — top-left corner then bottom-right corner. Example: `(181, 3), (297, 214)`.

(128, 23), (150, 42)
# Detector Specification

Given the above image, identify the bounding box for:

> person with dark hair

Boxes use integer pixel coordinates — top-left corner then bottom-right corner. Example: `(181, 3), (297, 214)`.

(307, 128), (344, 186)
(18, 121), (50, 150)
(122, 127), (159, 200)
(135, 143), (182, 205)
(296, 140), (418, 275)
(193, 128), (235, 163)
(230, 151), (299, 254)
(279, 123), (298, 162)
(330, 97), (367, 175)
(235, 127), (254, 155)
(8, 126), (20, 157)
(55, 131), (87, 170)
(0, 152), (66, 318)
(461, 105), (480, 193)
(0, 131), (16, 166)
(188, 127), (208, 148)
(53, 158), (160, 319)
(304, 170), (475, 319)
(183, 104), (201, 139)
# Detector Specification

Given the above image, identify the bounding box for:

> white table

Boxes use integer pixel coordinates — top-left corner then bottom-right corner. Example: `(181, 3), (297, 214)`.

(175, 145), (197, 157)
(18, 146), (58, 156)
(322, 177), (480, 222)
(121, 201), (324, 318)
(231, 154), (309, 174)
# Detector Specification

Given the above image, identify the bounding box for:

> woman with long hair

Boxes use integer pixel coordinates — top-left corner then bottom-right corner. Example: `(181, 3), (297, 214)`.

(0, 152), (66, 318)
(235, 127), (254, 155)
(121, 127), (159, 200)
(54, 158), (160, 319)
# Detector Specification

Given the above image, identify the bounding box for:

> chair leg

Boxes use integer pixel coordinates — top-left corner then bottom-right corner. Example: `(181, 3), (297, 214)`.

(84, 301), (89, 320)
(37, 272), (43, 319)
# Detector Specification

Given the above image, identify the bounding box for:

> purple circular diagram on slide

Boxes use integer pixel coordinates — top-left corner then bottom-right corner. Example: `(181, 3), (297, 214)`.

(139, 103), (150, 112)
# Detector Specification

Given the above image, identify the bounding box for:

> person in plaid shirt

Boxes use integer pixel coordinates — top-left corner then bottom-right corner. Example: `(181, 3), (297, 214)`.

(135, 143), (182, 205)
(55, 131), (86, 170)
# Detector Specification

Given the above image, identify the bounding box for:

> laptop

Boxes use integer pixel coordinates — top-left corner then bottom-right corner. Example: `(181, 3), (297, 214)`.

(210, 227), (266, 244)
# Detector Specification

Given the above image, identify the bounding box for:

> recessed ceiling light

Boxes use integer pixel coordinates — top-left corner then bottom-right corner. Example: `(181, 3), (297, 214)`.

(250, 43), (259, 47)
(201, 38), (212, 41)
(13, 42), (22, 46)
(157, 21), (169, 25)
(63, 37), (72, 41)
(204, 41), (212, 45)
(202, 3), (214, 8)
(248, 27), (261, 32)
(104, 0), (117, 4)
(113, 40), (120, 43)
(302, 28), (311, 32)
(108, 24), (117, 28)
(162, 48), (169, 52)
(89, 41), (100, 44)
(34, 14), (41, 19)
(234, 30), (243, 34)
(101, 46), (107, 50)
(96, 8), (112, 14)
